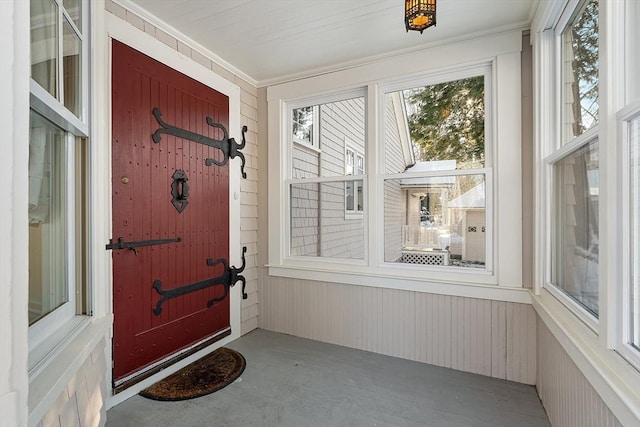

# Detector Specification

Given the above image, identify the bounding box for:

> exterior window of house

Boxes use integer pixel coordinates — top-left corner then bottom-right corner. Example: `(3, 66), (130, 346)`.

(289, 93), (366, 259)
(382, 73), (490, 269)
(292, 106), (318, 147)
(345, 145), (364, 216)
(29, 0), (89, 341)
(548, 0), (600, 320)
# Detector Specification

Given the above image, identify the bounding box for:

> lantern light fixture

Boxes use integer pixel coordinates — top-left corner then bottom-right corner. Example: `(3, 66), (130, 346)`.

(405, 0), (437, 34)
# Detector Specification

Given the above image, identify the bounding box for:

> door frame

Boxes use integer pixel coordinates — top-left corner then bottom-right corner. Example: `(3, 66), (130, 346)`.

(98, 12), (242, 408)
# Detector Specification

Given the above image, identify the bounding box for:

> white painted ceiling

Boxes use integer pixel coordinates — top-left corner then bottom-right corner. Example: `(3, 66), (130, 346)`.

(124, 0), (539, 86)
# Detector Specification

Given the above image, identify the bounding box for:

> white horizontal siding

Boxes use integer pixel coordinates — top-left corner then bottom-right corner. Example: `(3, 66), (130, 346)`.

(259, 273), (536, 384)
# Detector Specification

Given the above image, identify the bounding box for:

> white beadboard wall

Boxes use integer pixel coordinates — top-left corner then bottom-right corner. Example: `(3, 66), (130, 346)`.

(105, 0), (259, 335)
(259, 270), (537, 384)
(536, 318), (623, 427)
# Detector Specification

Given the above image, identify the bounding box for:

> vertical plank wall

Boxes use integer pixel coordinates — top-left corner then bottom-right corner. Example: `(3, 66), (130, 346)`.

(536, 318), (623, 427)
(105, 0), (260, 335)
(259, 272), (537, 385)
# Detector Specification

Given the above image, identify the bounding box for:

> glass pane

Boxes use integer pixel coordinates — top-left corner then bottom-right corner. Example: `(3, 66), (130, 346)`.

(292, 106), (315, 145)
(385, 76), (485, 172)
(290, 182), (364, 259)
(291, 96), (366, 178)
(63, 0), (81, 32)
(562, 0), (599, 144)
(63, 18), (82, 117)
(30, 0), (58, 98)
(553, 141), (599, 316)
(384, 174), (486, 268)
(29, 110), (68, 325)
(630, 115), (640, 349)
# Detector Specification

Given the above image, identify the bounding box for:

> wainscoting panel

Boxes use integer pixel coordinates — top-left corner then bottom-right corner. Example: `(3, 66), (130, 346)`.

(536, 318), (623, 427)
(259, 272), (536, 384)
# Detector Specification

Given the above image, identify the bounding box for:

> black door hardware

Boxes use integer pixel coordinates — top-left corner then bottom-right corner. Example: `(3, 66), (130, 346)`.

(152, 107), (248, 178)
(171, 169), (190, 213)
(152, 247), (247, 316)
(106, 237), (182, 255)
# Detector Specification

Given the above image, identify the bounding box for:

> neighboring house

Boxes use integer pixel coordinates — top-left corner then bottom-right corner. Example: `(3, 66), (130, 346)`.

(447, 181), (486, 263)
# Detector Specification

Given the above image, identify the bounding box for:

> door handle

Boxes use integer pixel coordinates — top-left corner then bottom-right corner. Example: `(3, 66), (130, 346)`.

(171, 169), (189, 213)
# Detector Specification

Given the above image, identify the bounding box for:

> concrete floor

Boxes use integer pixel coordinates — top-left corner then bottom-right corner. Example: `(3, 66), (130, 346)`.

(106, 329), (551, 427)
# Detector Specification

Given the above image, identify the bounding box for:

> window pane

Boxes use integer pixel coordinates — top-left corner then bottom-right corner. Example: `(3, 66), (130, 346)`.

(562, 0), (599, 144)
(29, 110), (68, 325)
(31, 0), (58, 98)
(630, 115), (640, 349)
(290, 182), (364, 259)
(553, 141), (599, 316)
(291, 96), (365, 178)
(63, 0), (81, 32)
(384, 174), (486, 268)
(63, 18), (82, 117)
(386, 76), (485, 172)
(292, 106), (315, 145)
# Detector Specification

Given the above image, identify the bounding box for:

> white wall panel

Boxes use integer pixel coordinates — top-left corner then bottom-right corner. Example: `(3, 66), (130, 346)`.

(259, 272), (536, 384)
(536, 318), (623, 427)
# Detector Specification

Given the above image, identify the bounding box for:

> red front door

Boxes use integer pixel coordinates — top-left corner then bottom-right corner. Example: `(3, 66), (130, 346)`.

(111, 40), (230, 385)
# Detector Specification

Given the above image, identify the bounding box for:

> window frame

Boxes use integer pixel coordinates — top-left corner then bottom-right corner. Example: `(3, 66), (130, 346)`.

(377, 65), (494, 273)
(285, 89), (368, 263)
(541, 0), (601, 331)
(28, 0), (90, 363)
(617, 100), (640, 369)
(535, 0), (640, 377)
(267, 30), (524, 297)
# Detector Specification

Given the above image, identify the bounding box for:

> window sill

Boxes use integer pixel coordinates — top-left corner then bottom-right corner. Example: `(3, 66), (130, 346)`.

(267, 263), (530, 304)
(532, 290), (640, 426)
(293, 139), (321, 154)
(28, 315), (111, 426)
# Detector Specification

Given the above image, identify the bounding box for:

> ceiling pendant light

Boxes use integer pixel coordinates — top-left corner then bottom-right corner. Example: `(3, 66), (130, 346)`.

(405, 0), (437, 34)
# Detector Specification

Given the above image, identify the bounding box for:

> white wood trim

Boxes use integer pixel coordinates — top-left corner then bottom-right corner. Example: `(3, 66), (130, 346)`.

(103, 11), (243, 406)
(267, 31), (523, 102)
(267, 266), (532, 304)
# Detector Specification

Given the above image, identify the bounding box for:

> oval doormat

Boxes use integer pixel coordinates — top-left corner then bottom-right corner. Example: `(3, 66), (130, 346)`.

(139, 347), (246, 401)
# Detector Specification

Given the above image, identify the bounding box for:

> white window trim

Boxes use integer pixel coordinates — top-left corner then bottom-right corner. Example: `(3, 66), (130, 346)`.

(532, 0), (640, 423)
(268, 30), (524, 299)
(28, 0), (91, 362)
(617, 100), (640, 369)
(539, 0), (601, 330)
(377, 65), (494, 275)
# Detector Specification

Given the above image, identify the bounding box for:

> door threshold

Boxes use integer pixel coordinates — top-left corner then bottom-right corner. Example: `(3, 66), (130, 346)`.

(113, 327), (232, 394)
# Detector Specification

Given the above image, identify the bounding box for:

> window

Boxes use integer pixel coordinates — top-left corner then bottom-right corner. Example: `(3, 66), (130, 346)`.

(289, 94), (366, 259)
(561, 0), (599, 144)
(292, 106), (319, 147)
(269, 31), (521, 290)
(546, 0), (599, 321)
(382, 73), (490, 269)
(345, 144), (364, 216)
(29, 0), (88, 337)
